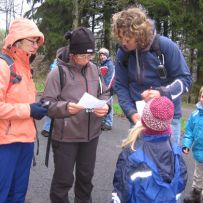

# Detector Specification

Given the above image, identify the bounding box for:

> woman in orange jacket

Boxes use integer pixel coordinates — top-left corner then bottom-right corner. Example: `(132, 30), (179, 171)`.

(0, 18), (47, 203)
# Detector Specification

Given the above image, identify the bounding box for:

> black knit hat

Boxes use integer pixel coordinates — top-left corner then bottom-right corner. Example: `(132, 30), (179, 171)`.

(64, 27), (95, 54)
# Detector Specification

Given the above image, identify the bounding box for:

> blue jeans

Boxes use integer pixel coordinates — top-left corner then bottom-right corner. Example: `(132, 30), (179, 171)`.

(0, 143), (34, 203)
(43, 116), (51, 132)
(103, 97), (113, 127)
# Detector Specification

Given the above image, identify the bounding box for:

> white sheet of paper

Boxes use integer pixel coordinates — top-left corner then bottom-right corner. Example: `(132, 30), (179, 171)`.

(78, 92), (107, 109)
(136, 100), (146, 116)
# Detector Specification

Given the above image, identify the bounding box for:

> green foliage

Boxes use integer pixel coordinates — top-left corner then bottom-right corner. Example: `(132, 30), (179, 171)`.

(0, 29), (5, 49)
(35, 80), (45, 92)
(113, 103), (124, 117)
(0, 29), (5, 40)
(26, 0), (203, 88)
(138, 0), (170, 35)
(25, 0), (73, 60)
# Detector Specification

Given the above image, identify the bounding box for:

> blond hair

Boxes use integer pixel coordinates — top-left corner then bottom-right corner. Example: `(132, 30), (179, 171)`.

(121, 124), (146, 150)
(199, 86), (203, 97)
(112, 7), (154, 49)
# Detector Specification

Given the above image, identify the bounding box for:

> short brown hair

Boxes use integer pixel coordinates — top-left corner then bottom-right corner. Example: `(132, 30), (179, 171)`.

(112, 7), (154, 49)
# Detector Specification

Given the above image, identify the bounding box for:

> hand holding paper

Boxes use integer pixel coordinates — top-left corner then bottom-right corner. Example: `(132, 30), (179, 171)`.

(78, 92), (108, 109)
(68, 102), (84, 115)
(93, 103), (109, 117)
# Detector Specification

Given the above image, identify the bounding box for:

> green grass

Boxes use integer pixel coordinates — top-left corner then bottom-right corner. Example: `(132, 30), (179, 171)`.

(181, 117), (187, 134)
(35, 81), (45, 92)
(113, 103), (124, 117)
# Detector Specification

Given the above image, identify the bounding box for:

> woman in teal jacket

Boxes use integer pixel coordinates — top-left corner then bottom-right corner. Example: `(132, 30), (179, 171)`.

(182, 86), (203, 203)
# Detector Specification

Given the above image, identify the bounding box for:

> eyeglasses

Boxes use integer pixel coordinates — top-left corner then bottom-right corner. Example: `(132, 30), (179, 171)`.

(74, 54), (93, 60)
(24, 38), (39, 46)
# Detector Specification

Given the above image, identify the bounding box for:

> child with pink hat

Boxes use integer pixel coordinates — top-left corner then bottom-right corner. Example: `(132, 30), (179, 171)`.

(110, 96), (188, 203)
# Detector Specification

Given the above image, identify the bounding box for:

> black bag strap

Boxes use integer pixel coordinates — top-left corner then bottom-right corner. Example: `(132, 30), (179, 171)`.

(45, 64), (64, 167)
(58, 65), (64, 90)
(33, 120), (40, 166)
(150, 34), (165, 65)
(150, 34), (162, 57)
(45, 118), (54, 167)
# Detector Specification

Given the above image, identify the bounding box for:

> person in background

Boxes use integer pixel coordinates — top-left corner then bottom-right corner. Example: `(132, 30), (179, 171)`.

(0, 18), (47, 202)
(182, 86), (203, 203)
(42, 27), (110, 203)
(41, 58), (58, 137)
(98, 47), (115, 131)
(112, 7), (192, 144)
(111, 96), (187, 203)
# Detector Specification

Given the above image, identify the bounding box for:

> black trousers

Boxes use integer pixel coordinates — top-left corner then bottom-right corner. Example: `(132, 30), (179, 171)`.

(50, 137), (99, 203)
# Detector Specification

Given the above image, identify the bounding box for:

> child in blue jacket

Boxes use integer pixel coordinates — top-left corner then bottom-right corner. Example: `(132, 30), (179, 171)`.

(182, 86), (203, 203)
(111, 97), (187, 203)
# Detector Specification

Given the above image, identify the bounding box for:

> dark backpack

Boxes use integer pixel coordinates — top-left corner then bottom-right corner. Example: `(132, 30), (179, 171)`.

(121, 34), (167, 80)
(0, 53), (22, 91)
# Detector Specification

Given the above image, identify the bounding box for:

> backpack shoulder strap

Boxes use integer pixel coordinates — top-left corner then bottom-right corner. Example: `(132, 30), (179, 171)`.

(58, 65), (64, 91)
(150, 34), (168, 80)
(0, 53), (14, 66)
(0, 53), (22, 85)
(150, 34), (162, 57)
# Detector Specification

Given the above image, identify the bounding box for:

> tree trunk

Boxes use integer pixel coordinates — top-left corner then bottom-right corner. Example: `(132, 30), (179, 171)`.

(72, 0), (79, 28)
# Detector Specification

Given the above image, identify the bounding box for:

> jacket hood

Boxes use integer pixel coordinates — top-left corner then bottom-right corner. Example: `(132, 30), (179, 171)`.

(3, 18), (44, 49)
(56, 46), (69, 63)
(139, 135), (175, 183)
(100, 57), (111, 66)
(196, 102), (203, 112)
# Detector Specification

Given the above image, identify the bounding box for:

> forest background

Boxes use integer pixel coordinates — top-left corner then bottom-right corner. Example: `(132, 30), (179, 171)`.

(0, 0), (203, 104)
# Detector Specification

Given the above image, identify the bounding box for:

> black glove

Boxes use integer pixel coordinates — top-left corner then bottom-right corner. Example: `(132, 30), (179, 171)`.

(30, 102), (48, 120)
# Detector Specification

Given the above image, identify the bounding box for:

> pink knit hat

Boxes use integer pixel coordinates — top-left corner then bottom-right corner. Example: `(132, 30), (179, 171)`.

(141, 97), (174, 134)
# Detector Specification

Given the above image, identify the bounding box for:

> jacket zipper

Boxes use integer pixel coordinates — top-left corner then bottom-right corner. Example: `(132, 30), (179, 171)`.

(135, 49), (142, 84)
(81, 67), (90, 141)
(5, 121), (11, 135)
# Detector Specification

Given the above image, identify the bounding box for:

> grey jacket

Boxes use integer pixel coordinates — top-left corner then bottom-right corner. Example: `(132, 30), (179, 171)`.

(42, 47), (110, 142)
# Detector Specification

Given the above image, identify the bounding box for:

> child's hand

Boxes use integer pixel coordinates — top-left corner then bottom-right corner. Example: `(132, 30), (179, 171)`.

(141, 89), (160, 102)
(182, 147), (190, 154)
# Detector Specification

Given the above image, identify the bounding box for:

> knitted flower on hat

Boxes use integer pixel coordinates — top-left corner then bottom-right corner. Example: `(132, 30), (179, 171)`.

(141, 96), (174, 133)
